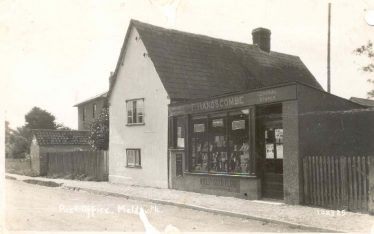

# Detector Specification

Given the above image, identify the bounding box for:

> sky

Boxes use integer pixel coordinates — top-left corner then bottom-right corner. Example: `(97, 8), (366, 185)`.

(1, 0), (373, 129)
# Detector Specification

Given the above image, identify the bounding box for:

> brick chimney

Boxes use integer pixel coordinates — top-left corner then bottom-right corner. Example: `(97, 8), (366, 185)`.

(252, 28), (271, 52)
(109, 72), (114, 88)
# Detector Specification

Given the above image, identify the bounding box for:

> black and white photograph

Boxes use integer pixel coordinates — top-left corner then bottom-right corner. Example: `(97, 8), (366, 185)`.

(1, 0), (374, 233)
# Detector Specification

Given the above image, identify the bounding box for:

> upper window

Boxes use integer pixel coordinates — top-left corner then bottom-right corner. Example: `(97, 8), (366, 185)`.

(126, 99), (144, 125)
(82, 107), (86, 121)
(92, 104), (97, 118)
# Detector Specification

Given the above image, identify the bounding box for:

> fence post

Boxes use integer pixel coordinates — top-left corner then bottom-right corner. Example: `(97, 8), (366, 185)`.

(368, 157), (374, 214)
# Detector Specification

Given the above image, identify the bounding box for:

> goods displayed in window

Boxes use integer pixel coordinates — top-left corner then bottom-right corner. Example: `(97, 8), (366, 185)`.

(228, 109), (250, 174)
(209, 116), (227, 172)
(191, 119), (209, 172)
(190, 109), (251, 175)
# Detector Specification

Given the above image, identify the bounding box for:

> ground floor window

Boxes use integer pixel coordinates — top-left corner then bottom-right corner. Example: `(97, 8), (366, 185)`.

(126, 149), (141, 168)
(190, 108), (251, 175)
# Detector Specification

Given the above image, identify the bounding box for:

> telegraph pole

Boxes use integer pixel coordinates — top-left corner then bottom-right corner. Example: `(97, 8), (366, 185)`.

(327, 2), (331, 93)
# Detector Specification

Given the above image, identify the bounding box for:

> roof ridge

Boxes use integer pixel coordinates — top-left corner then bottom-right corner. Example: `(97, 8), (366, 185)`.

(74, 91), (108, 107)
(131, 19), (300, 58)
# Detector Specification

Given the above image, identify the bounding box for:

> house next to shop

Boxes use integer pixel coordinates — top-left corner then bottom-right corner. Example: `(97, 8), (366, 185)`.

(74, 91), (108, 130)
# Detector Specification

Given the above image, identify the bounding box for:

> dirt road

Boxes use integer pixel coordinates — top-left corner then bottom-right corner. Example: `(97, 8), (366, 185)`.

(5, 179), (311, 232)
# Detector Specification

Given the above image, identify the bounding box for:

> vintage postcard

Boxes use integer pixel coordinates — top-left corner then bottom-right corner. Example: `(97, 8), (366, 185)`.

(1, 0), (374, 233)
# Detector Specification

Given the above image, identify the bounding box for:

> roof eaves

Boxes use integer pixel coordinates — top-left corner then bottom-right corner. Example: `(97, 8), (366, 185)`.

(73, 91), (108, 107)
(107, 20), (137, 103)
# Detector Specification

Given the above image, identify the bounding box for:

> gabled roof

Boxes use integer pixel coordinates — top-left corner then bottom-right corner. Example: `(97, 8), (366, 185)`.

(109, 19), (323, 100)
(32, 129), (90, 146)
(74, 91), (108, 107)
(350, 97), (374, 107)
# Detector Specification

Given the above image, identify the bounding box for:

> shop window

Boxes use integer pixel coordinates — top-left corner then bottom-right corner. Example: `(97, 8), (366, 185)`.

(176, 116), (185, 148)
(228, 109), (250, 174)
(191, 116), (209, 172)
(189, 109), (251, 175)
(126, 99), (144, 125)
(168, 116), (186, 149)
(209, 113), (227, 173)
(126, 149), (141, 167)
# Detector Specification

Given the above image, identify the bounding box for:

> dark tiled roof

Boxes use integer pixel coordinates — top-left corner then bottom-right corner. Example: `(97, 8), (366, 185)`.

(109, 19), (323, 100)
(74, 91), (108, 107)
(350, 97), (374, 107)
(32, 129), (90, 146)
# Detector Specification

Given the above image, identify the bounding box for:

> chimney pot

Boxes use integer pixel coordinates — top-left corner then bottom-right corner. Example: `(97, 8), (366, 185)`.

(252, 27), (271, 52)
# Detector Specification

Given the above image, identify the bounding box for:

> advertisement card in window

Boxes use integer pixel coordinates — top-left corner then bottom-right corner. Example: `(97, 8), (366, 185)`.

(266, 144), (275, 159)
(276, 144), (283, 159)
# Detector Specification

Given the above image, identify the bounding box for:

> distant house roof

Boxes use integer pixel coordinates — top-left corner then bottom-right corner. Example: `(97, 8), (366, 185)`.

(108, 19), (323, 101)
(350, 97), (374, 107)
(74, 91), (108, 107)
(32, 129), (90, 146)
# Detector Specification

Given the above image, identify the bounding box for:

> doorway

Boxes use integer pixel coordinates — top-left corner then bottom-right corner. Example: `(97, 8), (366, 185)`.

(256, 104), (284, 200)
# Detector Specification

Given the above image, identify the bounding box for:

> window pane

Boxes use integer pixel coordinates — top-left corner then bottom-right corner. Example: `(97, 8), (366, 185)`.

(82, 107), (86, 121)
(132, 101), (137, 123)
(191, 117), (208, 172)
(135, 150), (140, 165)
(127, 151), (135, 166)
(209, 116), (227, 173)
(127, 149), (141, 167)
(93, 104), (96, 118)
(228, 109), (250, 174)
(127, 101), (133, 124)
(176, 116), (185, 148)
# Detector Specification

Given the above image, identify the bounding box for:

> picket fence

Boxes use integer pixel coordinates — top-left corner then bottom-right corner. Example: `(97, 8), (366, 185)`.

(302, 155), (369, 213)
(47, 151), (108, 181)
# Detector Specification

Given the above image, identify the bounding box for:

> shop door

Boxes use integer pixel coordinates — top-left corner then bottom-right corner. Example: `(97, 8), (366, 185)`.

(258, 119), (284, 200)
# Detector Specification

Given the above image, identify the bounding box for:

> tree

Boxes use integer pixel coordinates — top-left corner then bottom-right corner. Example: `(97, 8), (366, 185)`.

(354, 41), (374, 98)
(5, 107), (60, 158)
(5, 122), (30, 158)
(5, 121), (13, 158)
(88, 107), (109, 150)
(25, 106), (57, 129)
(55, 123), (72, 130)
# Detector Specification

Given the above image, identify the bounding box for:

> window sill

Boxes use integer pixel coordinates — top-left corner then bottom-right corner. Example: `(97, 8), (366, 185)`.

(126, 123), (145, 126)
(126, 165), (142, 169)
(168, 148), (185, 151)
(184, 171), (257, 178)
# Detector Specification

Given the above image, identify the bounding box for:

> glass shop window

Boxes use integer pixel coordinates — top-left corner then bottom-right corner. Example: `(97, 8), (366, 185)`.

(265, 127), (283, 159)
(176, 116), (185, 148)
(228, 109), (250, 174)
(191, 116), (209, 172)
(209, 114), (228, 173)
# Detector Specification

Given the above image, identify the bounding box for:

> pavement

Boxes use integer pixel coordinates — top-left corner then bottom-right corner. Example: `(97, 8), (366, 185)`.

(5, 173), (374, 233)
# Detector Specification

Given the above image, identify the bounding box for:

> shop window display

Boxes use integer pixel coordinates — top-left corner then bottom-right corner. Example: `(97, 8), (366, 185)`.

(209, 115), (227, 172)
(228, 109), (250, 174)
(191, 117), (209, 172)
(190, 109), (251, 175)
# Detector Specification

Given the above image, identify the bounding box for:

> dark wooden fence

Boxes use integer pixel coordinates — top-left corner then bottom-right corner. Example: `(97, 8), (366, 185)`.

(302, 155), (369, 213)
(47, 151), (108, 181)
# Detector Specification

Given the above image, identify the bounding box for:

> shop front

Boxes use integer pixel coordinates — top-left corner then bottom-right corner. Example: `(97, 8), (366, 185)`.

(168, 83), (300, 202)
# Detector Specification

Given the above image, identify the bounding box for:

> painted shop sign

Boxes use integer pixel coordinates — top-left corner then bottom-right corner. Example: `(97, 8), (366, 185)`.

(169, 85), (297, 116)
(192, 96), (245, 112)
(200, 177), (240, 193)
